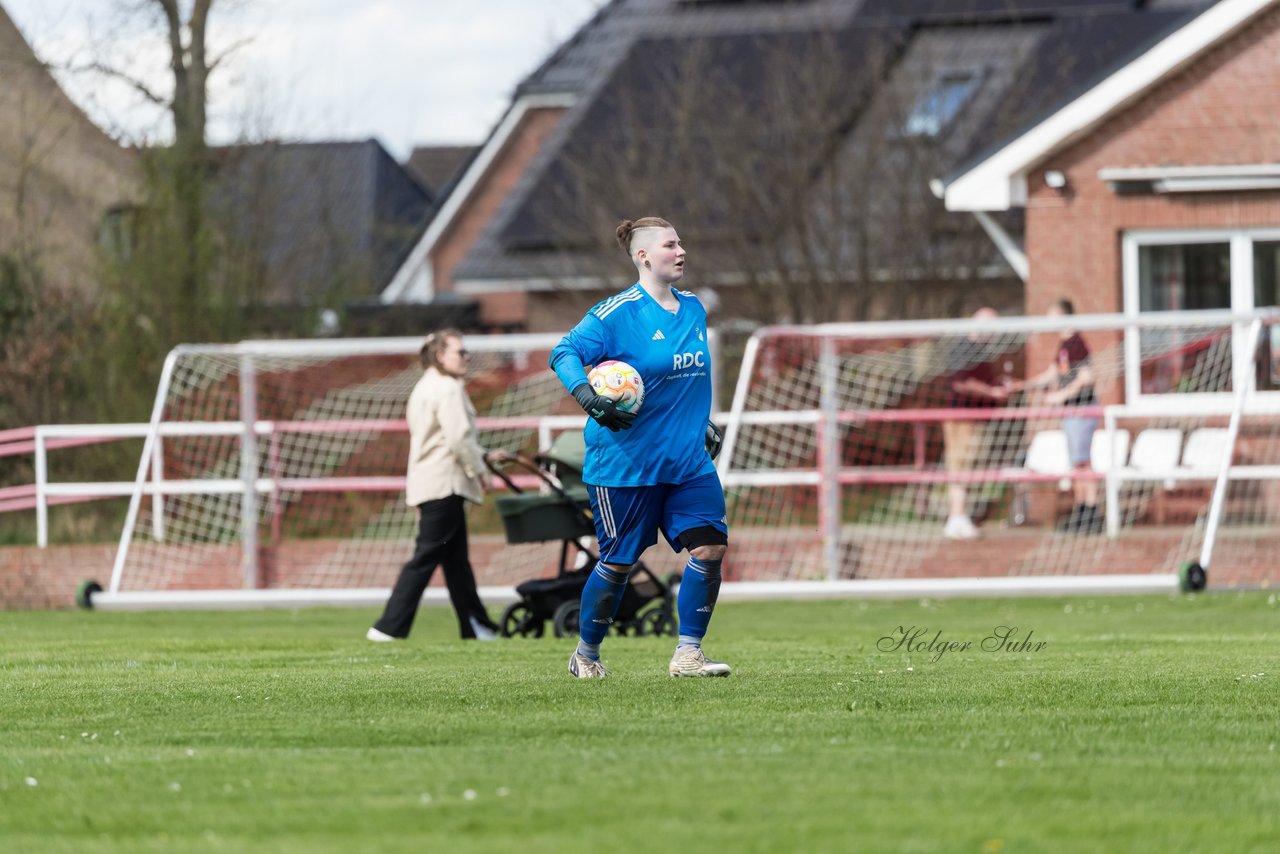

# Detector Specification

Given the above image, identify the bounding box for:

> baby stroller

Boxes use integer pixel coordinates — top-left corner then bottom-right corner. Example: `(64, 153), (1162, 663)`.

(486, 432), (678, 639)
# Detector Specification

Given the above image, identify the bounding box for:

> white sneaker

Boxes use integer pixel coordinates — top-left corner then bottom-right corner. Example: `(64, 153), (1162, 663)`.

(366, 627), (398, 642)
(568, 651), (609, 679)
(470, 617), (498, 641)
(668, 646), (731, 677)
(944, 515), (979, 540)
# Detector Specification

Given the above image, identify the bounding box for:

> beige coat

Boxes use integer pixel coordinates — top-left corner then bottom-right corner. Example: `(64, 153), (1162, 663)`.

(404, 367), (488, 506)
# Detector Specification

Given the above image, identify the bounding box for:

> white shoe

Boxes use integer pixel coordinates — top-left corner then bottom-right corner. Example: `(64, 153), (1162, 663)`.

(944, 515), (979, 540)
(366, 627), (398, 642)
(568, 651), (609, 679)
(470, 617), (498, 641)
(668, 645), (731, 677)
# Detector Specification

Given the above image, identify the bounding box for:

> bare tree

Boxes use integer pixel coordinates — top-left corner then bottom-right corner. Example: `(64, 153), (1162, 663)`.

(69, 0), (255, 344)
(128, 0), (214, 336)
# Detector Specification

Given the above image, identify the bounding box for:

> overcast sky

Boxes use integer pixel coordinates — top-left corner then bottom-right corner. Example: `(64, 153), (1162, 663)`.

(3, 0), (603, 160)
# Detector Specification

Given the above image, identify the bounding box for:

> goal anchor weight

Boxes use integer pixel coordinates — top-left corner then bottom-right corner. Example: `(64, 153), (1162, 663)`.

(1178, 561), (1207, 593)
(76, 579), (103, 609)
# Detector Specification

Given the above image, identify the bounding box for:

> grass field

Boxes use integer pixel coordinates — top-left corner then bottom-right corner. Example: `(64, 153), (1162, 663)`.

(2, 593), (1278, 853)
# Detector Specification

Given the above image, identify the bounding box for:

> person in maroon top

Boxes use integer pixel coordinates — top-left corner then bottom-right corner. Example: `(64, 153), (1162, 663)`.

(941, 307), (1010, 539)
(1010, 298), (1099, 533)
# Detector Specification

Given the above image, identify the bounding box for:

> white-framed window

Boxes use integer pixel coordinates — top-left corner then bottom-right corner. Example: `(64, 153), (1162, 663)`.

(1122, 228), (1280, 404)
(902, 69), (984, 139)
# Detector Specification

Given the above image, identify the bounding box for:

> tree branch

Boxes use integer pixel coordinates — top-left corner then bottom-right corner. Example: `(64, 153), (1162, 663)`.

(68, 60), (170, 107)
(208, 36), (254, 73)
(191, 0), (213, 72)
(155, 0), (183, 68)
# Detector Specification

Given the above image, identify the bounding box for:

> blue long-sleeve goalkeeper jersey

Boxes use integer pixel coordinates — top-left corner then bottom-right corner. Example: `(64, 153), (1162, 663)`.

(550, 284), (717, 487)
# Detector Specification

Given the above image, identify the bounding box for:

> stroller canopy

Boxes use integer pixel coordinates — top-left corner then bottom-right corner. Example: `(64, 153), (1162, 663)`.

(541, 431), (586, 489)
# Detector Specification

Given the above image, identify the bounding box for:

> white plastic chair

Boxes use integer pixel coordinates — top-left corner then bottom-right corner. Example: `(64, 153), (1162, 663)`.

(1128, 429), (1182, 471)
(1180, 427), (1230, 474)
(1025, 429), (1070, 491)
(1128, 428), (1183, 490)
(1090, 429), (1130, 473)
(1025, 430), (1069, 474)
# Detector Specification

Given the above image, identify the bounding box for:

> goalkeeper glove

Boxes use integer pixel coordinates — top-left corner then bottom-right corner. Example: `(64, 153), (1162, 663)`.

(705, 420), (724, 460)
(572, 383), (636, 432)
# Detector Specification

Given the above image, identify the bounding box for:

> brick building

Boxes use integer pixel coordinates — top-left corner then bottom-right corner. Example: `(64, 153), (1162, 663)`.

(937, 0), (1280, 404)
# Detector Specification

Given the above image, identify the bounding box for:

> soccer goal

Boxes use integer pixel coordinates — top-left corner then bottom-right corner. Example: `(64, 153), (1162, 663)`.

(714, 308), (1280, 598)
(93, 333), (597, 610)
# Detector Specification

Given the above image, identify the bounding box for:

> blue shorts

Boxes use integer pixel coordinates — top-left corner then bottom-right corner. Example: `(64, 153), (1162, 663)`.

(1062, 416), (1098, 467)
(586, 471), (728, 566)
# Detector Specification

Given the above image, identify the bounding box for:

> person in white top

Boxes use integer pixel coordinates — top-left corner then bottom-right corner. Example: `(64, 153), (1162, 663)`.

(367, 329), (510, 642)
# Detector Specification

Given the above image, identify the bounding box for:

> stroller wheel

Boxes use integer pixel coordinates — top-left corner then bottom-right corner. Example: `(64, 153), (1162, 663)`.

(500, 602), (544, 638)
(552, 600), (581, 639)
(637, 605), (677, 638)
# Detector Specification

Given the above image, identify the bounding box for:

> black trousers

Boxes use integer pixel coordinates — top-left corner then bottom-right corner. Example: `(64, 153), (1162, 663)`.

(373, 494), (495, 639)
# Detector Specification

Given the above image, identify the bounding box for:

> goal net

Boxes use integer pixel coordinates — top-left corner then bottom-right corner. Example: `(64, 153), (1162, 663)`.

(716, 309), (1280, 594)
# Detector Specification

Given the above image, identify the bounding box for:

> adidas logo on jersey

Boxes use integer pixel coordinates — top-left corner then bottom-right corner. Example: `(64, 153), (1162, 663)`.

(652, 330), (665, 340)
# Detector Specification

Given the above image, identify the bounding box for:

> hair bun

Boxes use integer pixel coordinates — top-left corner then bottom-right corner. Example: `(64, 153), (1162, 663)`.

(615, 219), (635, 251)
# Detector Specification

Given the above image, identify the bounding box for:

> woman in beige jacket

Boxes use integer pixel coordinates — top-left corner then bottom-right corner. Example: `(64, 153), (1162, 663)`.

(367, 329), (508, 641)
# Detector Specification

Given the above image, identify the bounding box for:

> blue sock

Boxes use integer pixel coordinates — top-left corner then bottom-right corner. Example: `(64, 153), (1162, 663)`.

(577, 562), (630, 648)
(677, 556), (722, 645)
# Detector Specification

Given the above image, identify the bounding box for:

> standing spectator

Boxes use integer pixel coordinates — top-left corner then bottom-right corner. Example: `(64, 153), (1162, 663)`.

(367, 329), (510, 642)
(1008, 298), (1100, 533)
(942, 307), (1009, 539)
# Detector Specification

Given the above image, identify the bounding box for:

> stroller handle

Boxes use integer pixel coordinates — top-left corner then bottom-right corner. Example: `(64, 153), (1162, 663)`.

(485, 453), (582, 506)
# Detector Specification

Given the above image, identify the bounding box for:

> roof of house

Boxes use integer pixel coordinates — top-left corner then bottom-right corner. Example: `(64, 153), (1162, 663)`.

(391, 0), (1216, 296)
(404, 145), (476, 196)
(209, 139), (431, 304)
(936, 0), (1275, 211)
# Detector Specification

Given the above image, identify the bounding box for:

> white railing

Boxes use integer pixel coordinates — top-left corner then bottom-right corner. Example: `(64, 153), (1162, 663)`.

(13, 398), (1276, 581)
(2, 415), (594, 549)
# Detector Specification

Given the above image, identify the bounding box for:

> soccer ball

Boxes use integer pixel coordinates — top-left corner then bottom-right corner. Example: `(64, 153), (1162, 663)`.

(587, 360), (645, 413)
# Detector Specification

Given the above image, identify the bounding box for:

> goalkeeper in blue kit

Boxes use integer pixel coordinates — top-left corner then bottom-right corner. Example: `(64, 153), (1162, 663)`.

(550, 216), (730, 679)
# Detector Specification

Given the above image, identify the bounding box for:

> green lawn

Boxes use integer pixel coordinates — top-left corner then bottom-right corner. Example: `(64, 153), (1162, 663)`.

(1, 593), (1277, 853)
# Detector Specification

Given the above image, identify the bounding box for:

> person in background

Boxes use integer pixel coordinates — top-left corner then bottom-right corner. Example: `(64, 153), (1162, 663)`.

(1008, 298), (1100, 533)
(367, 329), (510, 642)
(942, 307), (1010, 539)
